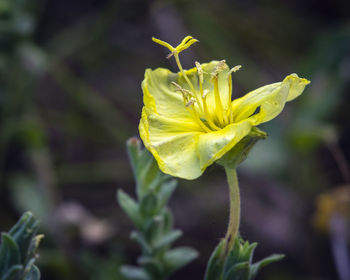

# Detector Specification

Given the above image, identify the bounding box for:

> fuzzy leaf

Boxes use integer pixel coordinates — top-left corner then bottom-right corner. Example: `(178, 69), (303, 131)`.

(205, 240), (225, 280)
(24, 265), (41, 280)
(120, 265), (151, 280)
(250, 254), (285, 278)
(224, 262), (250, 280)
(157, 180), (177, 208)
(117, 190), (142, 228)
(153, 230), (182, 249)
(1, 264), (22, 280)
(8, 212), (39, 264)
(164, 247), (198, 273)
(139, 193), (158, 218)
(0, 234), (21, 275)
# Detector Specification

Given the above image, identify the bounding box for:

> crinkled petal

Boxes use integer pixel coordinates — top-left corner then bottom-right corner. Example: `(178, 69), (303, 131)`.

(142, 68), (193, 120)
(139, 107), (253, 180)
(198, 120), (253, 170)
(139, 107), (203, 179)
(231, 74), (310, 125)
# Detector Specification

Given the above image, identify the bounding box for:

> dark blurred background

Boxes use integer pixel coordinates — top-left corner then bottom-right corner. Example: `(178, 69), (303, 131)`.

(1, 0), (350, 279)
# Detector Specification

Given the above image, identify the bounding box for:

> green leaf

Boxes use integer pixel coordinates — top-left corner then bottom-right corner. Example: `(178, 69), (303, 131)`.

(164, 247), (198, 273)
(24, 265), (41, 280)
(120, 265), (151, 280)
(250, 254), (285, 279)
(157, 180), (177, 209)
(117, 190), (142, 228)
(8, 212), (39, 263)
(153, 230), (182, 249)
(224, 262), (250, 280)
(130, 232), (152, 255)
(1, 264), (22, 280)
(205, 240), (225, 280)
(139, 193), (158, 218)
(223, 238), (241, 275)
(0, 234), (21, 275)
(137, 257), (162, 277)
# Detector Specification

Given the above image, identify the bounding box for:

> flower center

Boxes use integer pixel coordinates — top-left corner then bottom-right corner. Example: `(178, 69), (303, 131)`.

(152, 36), (241, 133)
(172, 60), (242, 132)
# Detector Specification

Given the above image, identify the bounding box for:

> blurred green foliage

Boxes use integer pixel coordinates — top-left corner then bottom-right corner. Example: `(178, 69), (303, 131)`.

(0, 212), (42, 280)
(118, 138), (197, 280)
(0, 0), (349, 279)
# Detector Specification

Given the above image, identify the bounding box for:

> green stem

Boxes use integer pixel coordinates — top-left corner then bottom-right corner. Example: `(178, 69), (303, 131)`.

(224, 167), (241, 252)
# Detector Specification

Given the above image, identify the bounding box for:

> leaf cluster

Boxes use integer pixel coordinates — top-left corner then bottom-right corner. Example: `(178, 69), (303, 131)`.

(117, 138), (198, 280)
(205, 238), (284, 280)
(0, 212), (42, 280)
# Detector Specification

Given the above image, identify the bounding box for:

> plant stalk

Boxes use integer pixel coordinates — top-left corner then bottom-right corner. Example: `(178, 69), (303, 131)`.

(224, 167), (241, 252)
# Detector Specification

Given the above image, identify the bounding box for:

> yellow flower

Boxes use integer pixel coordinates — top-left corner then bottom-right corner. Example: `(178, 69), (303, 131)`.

(139, 36), (310, 179)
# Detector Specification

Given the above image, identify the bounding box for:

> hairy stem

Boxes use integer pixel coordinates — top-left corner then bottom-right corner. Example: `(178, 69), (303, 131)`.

(224, 167), (241, 252)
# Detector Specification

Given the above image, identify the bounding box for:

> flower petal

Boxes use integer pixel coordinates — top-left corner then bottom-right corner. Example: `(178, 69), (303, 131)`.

(231, 74), (310, 125)
(198, 120), (253, 170)
(142, 68), (193, 120)
(140, 107), (253, 179)
(139, 107), (203, 179)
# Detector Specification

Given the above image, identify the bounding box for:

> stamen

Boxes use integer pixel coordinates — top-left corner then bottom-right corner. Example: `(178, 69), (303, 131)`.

(202, 92), (221, 131)
(172, 81), (193, 98)
(188, 106), (211, 133)
(186, 97), (196, 107)
(202, 89), (209, 99)
(228, 65), (242, 123)
(211, 60), (229, 126)
(228, 65), (242, 74)
(211, 60), (228, 79)
(195, 61), (204, 84)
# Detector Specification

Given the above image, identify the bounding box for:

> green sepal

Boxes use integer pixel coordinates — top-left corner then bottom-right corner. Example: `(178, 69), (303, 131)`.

(217, 127), (267, 169)
(205, 237), (284, 280)
(204, 240), (225, 280)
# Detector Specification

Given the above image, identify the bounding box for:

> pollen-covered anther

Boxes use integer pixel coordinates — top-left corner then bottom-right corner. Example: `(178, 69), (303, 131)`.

(171, 81), (193, 98)
(195, 61), (203, 84)
(228, 65), (242, 74)
(186, 98), (196, 107)
(202, 89), (209, 98)
(211, 60), (228, 80)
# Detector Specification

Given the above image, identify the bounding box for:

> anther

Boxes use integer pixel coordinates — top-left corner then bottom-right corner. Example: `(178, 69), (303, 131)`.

(211, 60), (228, 80)
(228, 65), (242, 75)
(195, 61), (203, 84)
(202, 89), (209, 98)
(186, 98), (196, 107)
(171, 81), (193, 97)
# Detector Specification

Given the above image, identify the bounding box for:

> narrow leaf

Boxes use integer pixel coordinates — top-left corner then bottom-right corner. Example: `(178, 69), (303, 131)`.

(153, 230), (182, 249)
(250, 254), (285, 279)
(1, 264), (23, 280)
(117, 190), (141, 228)
(164, 247), (198, 273)
(0, 234), (21, 275)
(205, 240), (225, 280)
(120, 265), (151, 280)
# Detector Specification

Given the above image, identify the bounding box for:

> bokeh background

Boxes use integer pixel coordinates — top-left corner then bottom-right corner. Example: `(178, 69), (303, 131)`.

(1, 0), (350, 279)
